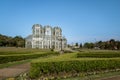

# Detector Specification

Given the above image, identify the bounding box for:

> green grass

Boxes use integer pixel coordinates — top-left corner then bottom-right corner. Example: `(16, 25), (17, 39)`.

(32, 52), (120, 63)
(0, 47), (58, 67)
(0, 47), (58, 64)
(0, 47), (51, 55)
(0, 59), (30, 69)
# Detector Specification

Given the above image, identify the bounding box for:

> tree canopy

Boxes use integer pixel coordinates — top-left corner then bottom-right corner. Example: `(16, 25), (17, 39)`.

(0, 34), (25, 47)
(83, 39), (120, 50)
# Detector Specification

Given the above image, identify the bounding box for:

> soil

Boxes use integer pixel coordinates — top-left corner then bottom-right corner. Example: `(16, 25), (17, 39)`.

(0, 63), (30, 80)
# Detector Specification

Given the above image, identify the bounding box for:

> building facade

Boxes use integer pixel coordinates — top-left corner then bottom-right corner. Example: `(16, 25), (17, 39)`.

(25, 24), (67, 50)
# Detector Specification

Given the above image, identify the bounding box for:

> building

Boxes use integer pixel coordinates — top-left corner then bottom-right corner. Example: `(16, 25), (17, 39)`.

(25, 24), (67, 50)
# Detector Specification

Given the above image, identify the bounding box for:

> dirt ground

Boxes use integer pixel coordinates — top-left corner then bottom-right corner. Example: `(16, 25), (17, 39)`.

(0, 63), (30, 80)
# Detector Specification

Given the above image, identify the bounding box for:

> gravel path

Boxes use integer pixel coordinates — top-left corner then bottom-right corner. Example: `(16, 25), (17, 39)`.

(0, 63), (30, 80)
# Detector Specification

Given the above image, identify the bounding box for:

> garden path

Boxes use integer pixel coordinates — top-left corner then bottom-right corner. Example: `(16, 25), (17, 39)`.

(0, 63), (30, 80)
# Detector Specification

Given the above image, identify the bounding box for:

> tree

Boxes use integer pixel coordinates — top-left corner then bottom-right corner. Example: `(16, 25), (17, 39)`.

(51, 45), (55, 51)
(116, 41), (120, 50)
(84, 42), (94, 49)
(0, 34), (25, 47)
(75, 42), (78, 46)
(67, 44), (71, 48)
(79, 43), (82, 48)
(14, 36), (25, 47)
(109, 39), (116, 50)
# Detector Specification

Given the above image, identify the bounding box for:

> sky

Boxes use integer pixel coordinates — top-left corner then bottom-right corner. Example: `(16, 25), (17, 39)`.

(0, 0), (120, 44)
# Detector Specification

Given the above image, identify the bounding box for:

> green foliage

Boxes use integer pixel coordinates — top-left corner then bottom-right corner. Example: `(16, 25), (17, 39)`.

(83, 39), (120, 50)
(86, 39), (120, 50)
(51, 45), (55, 51)
(75, 43), (78, 46)
(84, 42), (94, 49)
(0, 59), (30, 69)
(29, 59), (120, 78)
(14, 36), (25, 47)
(29, 51), (120, 78)
(0, 47), (52, 55)
(0, 34), (25, 47)
(79, 43), (82, 48)
(0, 51), (58, 64)
(77, 52), (120, 58)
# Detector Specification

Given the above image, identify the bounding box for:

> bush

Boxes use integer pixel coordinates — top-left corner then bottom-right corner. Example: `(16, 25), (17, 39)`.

(77, 52), (120, 58)
(63, 50), (73, 53)
(29, 59), (120, 78)
(0, 52), (58, 64)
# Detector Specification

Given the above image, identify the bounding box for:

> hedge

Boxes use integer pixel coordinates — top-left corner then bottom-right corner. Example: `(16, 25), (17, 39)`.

(0, 52), (58, 64)
(77, 52), (120, 58)
(29, 59), (120, 78)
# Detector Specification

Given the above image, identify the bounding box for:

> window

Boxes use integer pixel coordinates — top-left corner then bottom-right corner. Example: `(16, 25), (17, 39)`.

(36, 29), (39, 34)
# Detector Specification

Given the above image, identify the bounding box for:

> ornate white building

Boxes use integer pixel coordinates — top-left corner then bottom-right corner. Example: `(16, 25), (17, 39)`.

(25, 24), (67, 50)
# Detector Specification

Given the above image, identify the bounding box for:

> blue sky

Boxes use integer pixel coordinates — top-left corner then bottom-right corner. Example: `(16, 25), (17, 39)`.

(0, 0), (120, 44)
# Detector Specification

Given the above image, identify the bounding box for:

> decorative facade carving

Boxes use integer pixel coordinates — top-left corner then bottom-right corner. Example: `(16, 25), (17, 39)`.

(25, 24), (67, 49)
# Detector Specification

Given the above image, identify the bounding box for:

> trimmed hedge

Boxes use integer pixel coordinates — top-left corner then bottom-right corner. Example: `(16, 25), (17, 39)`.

(0, 50), (50, 55)
(0, 52), (58, 64)
(0, 52), (33, 55)
(29, 59), (120, 78)
(77, 52), (120, 58)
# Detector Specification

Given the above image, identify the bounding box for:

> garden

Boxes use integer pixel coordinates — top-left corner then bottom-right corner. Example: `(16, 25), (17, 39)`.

(0, 48), (120, 80)
(29, 50), (120, 79)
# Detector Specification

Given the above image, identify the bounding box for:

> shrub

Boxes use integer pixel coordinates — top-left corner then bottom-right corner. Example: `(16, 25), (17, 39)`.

(77, 52), (120, 58)
(63, 50), (73, 53)
(29, 59), (120, 78)
(0, 52), (58, 64)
